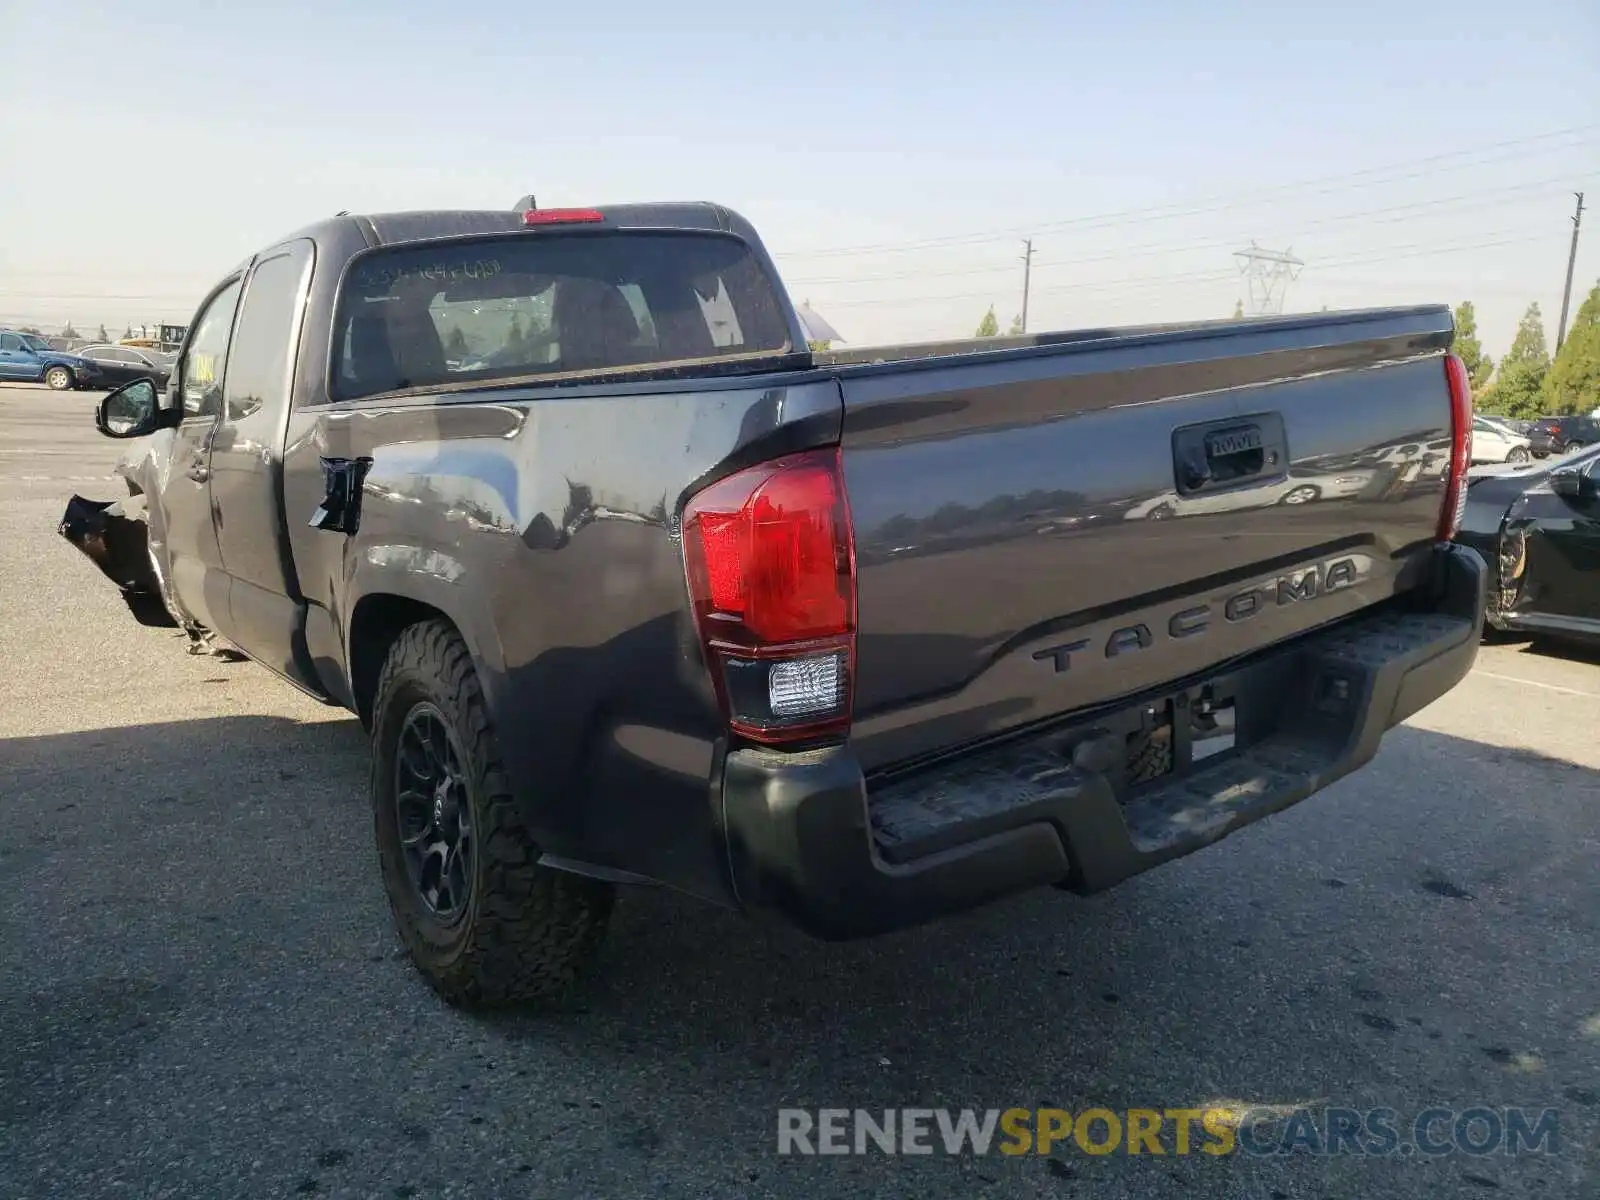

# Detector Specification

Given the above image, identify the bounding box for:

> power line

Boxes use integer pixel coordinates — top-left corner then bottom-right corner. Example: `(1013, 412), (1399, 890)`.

(819, 268), (1239, 309)
(781, 176), (1588, 286)
(1307, 277), (1552, 300)
(6, 229), (1566, 325)
(813, 228), (1558, 310)
(4, 161), (1587, 312)
(781, 131), (1596, 259)
(1305, 229), (1561, 273)
(773, 126), (1597, 259)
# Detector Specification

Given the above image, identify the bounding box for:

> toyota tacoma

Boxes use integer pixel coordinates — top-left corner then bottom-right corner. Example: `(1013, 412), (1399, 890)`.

(60, 201), (1486, 1006)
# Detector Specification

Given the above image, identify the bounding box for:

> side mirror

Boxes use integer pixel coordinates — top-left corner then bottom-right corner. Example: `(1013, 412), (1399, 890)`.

(1549, 465), (1597, 503)
(96, 378), (159, 439)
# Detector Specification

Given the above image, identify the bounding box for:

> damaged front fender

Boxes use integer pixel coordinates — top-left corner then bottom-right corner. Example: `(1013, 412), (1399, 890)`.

(58, 494), (178, 628)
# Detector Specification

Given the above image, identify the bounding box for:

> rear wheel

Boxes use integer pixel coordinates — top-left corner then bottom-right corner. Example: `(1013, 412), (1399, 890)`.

(371, 619), (614, 1007)
(1506, 446), (1531, 464)
(1564, 440), (1587, 454)
(44, 365), (74, 390)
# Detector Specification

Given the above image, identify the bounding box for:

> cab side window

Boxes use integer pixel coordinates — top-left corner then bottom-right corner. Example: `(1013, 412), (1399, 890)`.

(180, 281), (243, 420)
(0, 334), (23, 352)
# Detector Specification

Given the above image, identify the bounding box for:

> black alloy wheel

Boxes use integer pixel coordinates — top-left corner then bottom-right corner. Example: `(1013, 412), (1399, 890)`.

(393, 703), (474, 921)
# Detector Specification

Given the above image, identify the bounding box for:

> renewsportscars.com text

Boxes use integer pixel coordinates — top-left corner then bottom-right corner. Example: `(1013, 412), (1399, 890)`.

(777, 1106), (1561, 1158)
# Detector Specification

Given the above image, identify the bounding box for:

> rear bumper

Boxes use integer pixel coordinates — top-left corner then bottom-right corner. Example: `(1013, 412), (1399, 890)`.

(721, 543), (1485, 940)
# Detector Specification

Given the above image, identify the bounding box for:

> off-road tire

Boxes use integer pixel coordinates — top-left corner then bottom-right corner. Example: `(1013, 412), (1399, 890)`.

(44, 365), (74, 390)
(371, 619), (614, 1007)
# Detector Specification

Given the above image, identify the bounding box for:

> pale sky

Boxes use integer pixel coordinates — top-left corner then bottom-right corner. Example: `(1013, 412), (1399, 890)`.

(2, 0), (1596, 358)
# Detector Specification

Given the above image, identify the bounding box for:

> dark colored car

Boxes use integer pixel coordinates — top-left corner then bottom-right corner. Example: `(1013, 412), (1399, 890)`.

(1456, 446), (1600, 645)
(76, 344), (174, 391)
(1526, 414), (1600, 458)
(0, 329), (102, 390)
(59, 201), (1485, 1008)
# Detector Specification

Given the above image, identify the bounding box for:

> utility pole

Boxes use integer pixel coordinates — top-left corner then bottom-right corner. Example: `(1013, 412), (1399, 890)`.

(1555, 192), (1585, 351)
(1019, 238), (1033, 334)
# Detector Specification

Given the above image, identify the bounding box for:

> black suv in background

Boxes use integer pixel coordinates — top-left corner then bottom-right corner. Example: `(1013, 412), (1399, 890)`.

(1528, 414), (1600, 458)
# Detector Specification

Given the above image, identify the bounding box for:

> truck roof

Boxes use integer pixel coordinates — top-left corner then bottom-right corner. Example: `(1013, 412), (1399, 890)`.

(277, 202), (757, 251)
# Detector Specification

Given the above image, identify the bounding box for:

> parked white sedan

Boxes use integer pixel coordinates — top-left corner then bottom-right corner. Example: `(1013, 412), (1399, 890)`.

(1470, 416), (1533, 465)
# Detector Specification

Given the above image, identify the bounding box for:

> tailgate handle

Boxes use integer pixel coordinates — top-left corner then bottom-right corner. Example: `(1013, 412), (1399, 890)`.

(1173, 414), (1287, 495)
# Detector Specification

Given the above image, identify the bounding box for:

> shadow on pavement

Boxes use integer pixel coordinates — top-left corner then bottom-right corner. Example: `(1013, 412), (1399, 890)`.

(2, 715), (1594, 1198)
(1522, 636), (1600, 666)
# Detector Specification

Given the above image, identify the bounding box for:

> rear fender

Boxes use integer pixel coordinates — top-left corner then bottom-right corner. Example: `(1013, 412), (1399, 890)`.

(343, 545), (510, 716)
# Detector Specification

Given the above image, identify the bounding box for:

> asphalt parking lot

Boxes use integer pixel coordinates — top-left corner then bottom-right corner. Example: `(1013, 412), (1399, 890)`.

(1, 382), (1596, 1200)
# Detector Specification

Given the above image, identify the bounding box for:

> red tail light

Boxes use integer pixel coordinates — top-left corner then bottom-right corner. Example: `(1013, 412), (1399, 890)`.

(522, 208), (605, 226)
(682, 448), (856, 745)
(1439, 353), (1473, 541)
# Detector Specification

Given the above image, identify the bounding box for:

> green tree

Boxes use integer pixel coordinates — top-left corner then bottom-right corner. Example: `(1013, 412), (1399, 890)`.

(1544, 281), (1600, 415)
(123, 324), (134, 340)
(1504, 302), (1550, 370)
(444, 325), (469, 358)
(1008, 314), (1024, 335)
(96, 323), (110, 343)
(806, 339), (831, 352)
(975, 307), (999, 337)
(20, 326), (41, 335)
(1232, 299), (1245, 319)
(60, 321), (79, 339)
(1481, 303), (1550, 418)
(1451, 301), (1494, 392)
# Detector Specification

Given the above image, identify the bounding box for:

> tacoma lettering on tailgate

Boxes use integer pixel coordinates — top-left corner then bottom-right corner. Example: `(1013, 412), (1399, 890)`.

(1032, 556), (1360, 674)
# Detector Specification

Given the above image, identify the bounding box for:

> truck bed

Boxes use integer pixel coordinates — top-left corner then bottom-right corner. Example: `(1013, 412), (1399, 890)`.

(812, 304), (1444, 370)
(829, 305), (1455, 769)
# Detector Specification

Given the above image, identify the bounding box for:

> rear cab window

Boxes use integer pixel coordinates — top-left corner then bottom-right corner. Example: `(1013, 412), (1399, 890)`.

(331, 231), (792, 400)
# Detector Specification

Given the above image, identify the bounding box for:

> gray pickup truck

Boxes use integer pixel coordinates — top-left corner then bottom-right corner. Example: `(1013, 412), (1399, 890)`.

(61, 200), (1486, 1007)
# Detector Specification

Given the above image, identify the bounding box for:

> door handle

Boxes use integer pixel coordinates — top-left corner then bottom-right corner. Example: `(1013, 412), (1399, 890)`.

(188, 464), (211, 483)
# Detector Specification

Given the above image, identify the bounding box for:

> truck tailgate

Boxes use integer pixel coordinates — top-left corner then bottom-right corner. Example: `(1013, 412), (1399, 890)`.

(837, 307), (1455, 771)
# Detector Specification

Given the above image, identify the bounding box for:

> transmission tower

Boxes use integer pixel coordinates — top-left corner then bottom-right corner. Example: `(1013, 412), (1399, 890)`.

(1233, 243), (1304, 315)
